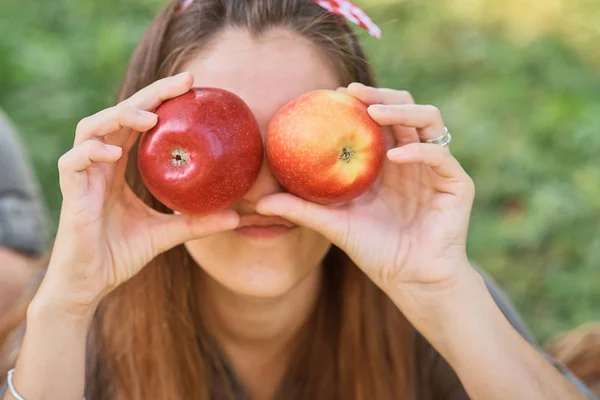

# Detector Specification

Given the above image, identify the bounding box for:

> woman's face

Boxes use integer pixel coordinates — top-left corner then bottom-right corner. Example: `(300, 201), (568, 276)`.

(181, 28), (340, 297)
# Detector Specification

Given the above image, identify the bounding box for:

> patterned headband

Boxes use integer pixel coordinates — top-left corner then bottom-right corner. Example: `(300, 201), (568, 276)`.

(179, 0), (381, 38)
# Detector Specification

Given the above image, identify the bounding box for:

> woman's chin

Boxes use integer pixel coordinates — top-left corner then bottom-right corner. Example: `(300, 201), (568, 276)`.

(227, 266), (307, 298)
(186, 228), (331, 299)
(201, 259), (321, 299)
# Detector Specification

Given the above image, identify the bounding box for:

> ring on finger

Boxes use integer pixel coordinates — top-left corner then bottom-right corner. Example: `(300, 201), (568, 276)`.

(423, 127), (452, 147)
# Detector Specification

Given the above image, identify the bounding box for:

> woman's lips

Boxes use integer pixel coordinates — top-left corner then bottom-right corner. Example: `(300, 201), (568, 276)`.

(235, 225), (296, 239)
(234, 214), (297, 239)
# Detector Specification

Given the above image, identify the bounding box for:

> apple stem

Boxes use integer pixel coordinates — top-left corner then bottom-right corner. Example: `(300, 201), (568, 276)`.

(339, 146), (355, 163)
(171, 148), (190, 167)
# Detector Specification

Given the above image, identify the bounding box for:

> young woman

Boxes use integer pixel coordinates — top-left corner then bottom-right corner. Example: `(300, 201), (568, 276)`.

(1, 0), (595, 399)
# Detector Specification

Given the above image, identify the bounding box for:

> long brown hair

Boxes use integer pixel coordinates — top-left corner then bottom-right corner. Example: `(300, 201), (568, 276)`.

(2, 1), (415, 399)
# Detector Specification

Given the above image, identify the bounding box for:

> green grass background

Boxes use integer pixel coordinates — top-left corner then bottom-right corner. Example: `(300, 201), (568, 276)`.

(0, 0), (598, 343)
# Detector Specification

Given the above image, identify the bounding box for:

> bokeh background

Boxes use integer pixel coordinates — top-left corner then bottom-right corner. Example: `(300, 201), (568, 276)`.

(0, 0), (598, 344)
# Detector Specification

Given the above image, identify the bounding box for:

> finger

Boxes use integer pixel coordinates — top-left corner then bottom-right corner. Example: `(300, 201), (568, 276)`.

(74, 105), (157, 145)
(347, 82), (415, 106)
(74, 72), (192, 145)
(123, 71), (194, 111)
(58, 141), (122, 196)
(58, 141), (122, 173)
(152, 210), (240, 254)
(256, 193), (347, 247)
(387, 143), (465, 181)
(368, 104), (446, 141)
(346, 83), (419, 145)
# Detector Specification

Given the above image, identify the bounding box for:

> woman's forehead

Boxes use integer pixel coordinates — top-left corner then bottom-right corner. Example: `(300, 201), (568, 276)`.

(180, 27), (340, 127)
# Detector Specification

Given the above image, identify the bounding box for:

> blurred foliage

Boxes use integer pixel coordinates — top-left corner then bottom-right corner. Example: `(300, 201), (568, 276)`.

(0, 0), (598, 343)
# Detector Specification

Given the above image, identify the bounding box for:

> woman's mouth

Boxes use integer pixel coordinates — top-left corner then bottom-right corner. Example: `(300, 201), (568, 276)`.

(235, 214), (297, 239)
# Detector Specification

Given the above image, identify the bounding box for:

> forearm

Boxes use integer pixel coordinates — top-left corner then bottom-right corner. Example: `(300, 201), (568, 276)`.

(390, 266), (586, 400)
(3, 291), (92, 400)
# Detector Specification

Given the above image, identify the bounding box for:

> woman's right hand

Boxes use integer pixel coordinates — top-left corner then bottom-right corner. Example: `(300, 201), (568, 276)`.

(35, 72), (240, 318)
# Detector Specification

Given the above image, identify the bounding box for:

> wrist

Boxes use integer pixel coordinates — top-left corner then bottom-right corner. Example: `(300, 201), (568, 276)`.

(35, 257), (106, 321)
(388, 260), (484, 314)
(28, 284), (99, 329)
(13, 287), (91, 400)
(388, 264), (498, 351)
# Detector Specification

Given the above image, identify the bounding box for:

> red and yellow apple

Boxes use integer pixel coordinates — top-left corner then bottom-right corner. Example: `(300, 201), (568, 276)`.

(266, 90), (385, 205)
(138, 87), (263, 215)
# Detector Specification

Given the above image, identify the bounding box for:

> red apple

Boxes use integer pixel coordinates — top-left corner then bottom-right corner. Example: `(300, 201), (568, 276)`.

(266, 90), (385, 205)
(138, 87), (263, 215)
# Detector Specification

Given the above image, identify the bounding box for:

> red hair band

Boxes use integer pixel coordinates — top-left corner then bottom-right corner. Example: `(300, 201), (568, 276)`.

(315, 0), (381, 38)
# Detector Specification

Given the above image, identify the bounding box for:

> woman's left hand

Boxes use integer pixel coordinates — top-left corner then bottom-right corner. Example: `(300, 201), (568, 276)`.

(256, 83), (475, 298)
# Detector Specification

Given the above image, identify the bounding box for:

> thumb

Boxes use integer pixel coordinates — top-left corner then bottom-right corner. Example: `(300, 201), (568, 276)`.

(151, 209), (240, 253)
(256, 193), (347, 246)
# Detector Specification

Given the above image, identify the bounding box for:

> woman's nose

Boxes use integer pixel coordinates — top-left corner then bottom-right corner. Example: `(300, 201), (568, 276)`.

(241, 156), (283, 204)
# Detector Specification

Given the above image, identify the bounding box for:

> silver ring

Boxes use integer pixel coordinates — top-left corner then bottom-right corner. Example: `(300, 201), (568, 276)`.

(424, 127), (452, 147)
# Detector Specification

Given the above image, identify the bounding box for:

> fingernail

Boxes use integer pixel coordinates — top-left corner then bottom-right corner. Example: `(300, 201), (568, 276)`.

(175, 71), (191, 79)
(105, 144), (122, 154)
(388, 147), (407, 157)
(138, 109), (157, 120)
(348, 82), (365, 88)
(347, 82), (365, 92)
(256, 200), (276, 215)
(256, 205), (274, 215)
(368, 104), (387, 113)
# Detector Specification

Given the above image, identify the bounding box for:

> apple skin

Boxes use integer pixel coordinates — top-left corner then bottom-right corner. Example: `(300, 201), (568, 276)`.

(137, 87), (263, 215)
(266, 90), (385, 205)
